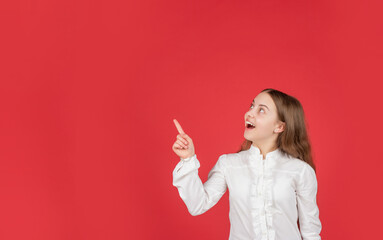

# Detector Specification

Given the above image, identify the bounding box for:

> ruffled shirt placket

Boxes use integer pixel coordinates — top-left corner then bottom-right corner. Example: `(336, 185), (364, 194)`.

(248, 146), (280, 240)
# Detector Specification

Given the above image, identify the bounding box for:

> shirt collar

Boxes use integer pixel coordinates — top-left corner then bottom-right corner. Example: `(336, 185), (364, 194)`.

(248, 144), (283, 160)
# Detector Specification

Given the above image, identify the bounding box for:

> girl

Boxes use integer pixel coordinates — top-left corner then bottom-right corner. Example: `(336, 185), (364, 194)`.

(172, 88), (322, 240)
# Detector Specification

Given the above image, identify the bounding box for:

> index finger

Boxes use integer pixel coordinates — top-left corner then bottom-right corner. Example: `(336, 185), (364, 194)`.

(173, 119), (185, 134)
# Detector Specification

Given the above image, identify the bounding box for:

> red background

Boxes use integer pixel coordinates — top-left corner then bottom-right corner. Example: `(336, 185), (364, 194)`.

(1, 0), (382, 239)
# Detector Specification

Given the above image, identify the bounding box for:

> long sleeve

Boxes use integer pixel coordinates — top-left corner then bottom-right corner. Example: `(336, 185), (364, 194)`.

(296, 164), (322, 240)
(172, 154), (228, 216)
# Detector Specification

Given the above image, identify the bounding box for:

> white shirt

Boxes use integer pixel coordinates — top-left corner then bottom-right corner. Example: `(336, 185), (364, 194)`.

(172, 144), (322, 240)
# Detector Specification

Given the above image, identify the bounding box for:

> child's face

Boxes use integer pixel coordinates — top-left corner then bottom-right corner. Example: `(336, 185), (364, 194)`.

(243, 92), (284, 145)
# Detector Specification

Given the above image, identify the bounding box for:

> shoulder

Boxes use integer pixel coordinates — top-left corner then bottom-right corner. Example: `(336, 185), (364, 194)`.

(281, 155), (318, 190)
(285, 156), (317, 182)
(217, 150), (249, 167)
(283, 153), (307, 167)
(281, 153), (314, 174)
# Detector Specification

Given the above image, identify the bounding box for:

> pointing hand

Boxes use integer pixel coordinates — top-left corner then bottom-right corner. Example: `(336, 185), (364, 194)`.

(172, 119), (195, 160)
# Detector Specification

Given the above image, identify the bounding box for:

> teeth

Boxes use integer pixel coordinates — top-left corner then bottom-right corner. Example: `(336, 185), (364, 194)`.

(246, 121), (255, 127)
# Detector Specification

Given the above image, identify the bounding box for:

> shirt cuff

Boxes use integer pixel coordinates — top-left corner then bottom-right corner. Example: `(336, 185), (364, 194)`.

(181, 154), (196, 162)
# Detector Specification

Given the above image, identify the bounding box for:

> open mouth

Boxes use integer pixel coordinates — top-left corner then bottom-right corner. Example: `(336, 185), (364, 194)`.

(246, 123), (255, 130)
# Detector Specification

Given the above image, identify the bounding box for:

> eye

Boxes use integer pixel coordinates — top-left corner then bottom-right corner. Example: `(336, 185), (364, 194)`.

(259, 108), (265, 113)
(249, 104), (254, 109)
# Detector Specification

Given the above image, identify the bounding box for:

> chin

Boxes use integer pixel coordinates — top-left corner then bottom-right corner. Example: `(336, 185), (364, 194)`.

(243, 135), (253, 142)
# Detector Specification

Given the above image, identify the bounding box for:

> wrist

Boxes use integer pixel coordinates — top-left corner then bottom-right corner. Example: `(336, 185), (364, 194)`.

(181, 154), (196, 162)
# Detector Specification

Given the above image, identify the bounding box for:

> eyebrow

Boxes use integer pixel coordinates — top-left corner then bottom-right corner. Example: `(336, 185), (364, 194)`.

(252, 100), (270, 111)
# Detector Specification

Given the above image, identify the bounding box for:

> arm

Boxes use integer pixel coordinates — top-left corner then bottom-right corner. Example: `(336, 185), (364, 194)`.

(172, 154), (227, 216)
(296, 164), (322, 240)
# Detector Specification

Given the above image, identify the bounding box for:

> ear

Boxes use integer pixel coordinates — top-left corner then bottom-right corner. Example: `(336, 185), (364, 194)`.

(274, 121), (285, 133)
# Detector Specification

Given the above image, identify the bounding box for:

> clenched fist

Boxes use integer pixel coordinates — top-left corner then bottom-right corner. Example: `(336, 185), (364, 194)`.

(172, 119), (195, 160)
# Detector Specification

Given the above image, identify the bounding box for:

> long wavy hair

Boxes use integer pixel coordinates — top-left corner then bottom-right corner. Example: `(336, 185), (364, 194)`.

(237, 88), (317, 172)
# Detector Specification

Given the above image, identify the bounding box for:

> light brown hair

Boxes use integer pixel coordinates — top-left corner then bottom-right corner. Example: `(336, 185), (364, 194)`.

(237, 88), (317, 172)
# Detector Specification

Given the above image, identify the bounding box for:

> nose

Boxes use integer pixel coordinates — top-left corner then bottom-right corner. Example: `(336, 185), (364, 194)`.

(245, 109), (254, 119)
(248, 107), (256, 116)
